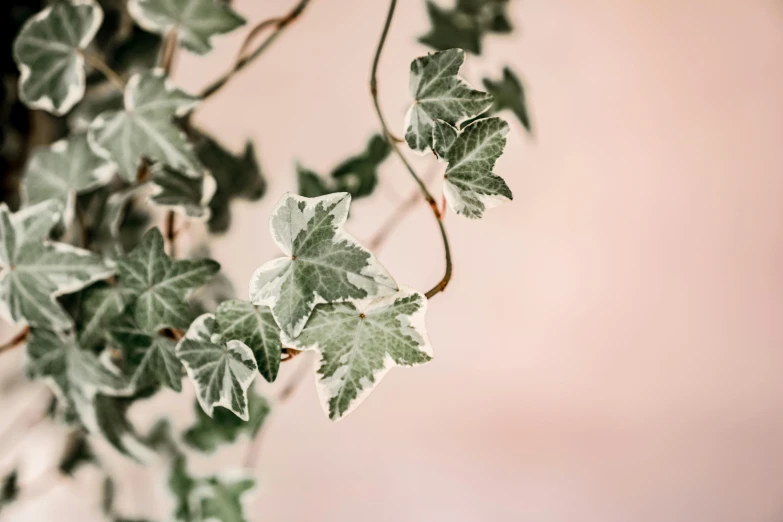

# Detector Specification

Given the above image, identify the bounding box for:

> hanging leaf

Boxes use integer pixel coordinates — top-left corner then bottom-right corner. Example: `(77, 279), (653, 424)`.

(184, 390), (270, 453)
(88, 70), (203, 182)
(0, 201), (113, 330)
(78, 282), (135, 349)
(286, 287), (432, 421)
(456, 0), (513, 34)
(482, 66), (532, 133)
(128, 0), (246, 56)
(191, 476), (255, 522)
(404, 49), (493, 153)
(176, 314), (258, 420)
(74, 392), (155, 459)
(22, 134), (114, 223)
(108, 317), (183, 392)
(215, 299), (282, 382)
(117, 228), (219, 332)
(296, 163), (330, 198)
(249, 192), (398, 338)
(149, 165), (216, 221)
(418, 1), (482, 55)
(192, 133), (265, 234)
(12, 0), (104, 115)
(330, 134), (390, 198)
(435, 117), (511, 218)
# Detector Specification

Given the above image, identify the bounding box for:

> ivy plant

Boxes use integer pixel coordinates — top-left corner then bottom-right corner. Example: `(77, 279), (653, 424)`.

(0, 0), (531, 520)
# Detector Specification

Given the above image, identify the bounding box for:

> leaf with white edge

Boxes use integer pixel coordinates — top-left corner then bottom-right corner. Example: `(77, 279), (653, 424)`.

(26, 328), (129, 412)
(404, 48), (493, 153)
(149, 165), (216, 221)
(176, 314), (258, 420)
(184, 390), (270, 453)
(128, 0), (246, 56)
(108, 318), (183, 391)
(215, 299), (282, 382)
(191, 476), (255, 522)
(432, 119), (459, 159)
(78, 282), (135, 349)
(94, 185), (147, 259)
(12, 0), (103, 115)
(88, 70), (203, 182)
(249, 192), (398, 338)
(0, 202), (114, 330)
(285, 287), (432, 421)
(22, 134), (114, 223)
(440, 117), (512, 219)
(73, 392), (156, 460)
(117, 228), (219, 332)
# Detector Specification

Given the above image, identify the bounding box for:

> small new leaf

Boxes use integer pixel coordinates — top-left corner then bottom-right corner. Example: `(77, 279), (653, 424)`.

(149, 165), (217, 221)
(117, 228), (220, 332)
(129, 0), (246, 55)
(215, 300), (282, 382)
(88, 70), (203, 182)
(249, 193), (398, 338)
(404, 49), (493, 153)
(438, 117), (512, 219)
(23, 134), (114, 223)
(483, 67), (532, 133)
(0, 202), (114, 330)
(176, 314), (258, 420)
(13, 0), (103, 115)
(184, 390), (270, 453)
(286, 287), (432, 421)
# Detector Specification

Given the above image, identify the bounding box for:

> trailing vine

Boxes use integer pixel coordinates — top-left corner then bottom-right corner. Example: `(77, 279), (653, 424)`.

(0, 0), (531, 519)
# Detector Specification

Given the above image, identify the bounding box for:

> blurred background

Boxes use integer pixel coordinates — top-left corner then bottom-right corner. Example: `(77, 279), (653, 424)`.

(4, 0), (783, 520)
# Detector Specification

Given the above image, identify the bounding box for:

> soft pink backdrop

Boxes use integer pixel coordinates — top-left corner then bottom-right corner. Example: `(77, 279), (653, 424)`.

(3, 1), (783, 521)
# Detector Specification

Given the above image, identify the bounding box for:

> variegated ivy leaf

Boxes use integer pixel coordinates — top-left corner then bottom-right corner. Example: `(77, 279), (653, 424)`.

(176, 314), (258, 420)
(78, 282), (135, 349)
(128, 0), (246, 56)
(73, 393), (155, 460)
(26, 328), (129, 414)
(0, 201), (114, 330)
(22, 134), (114, 223)
(12, 0), (103, 115)
(285, 287), (432, 421)
(117, 228), (220, 332)
(215, 299), (282, 382)
(149, 165), (216, 221)
(404, 48), (493, 153)
(184, 390), (270, 453)
(191, 475), (255, 522)
(434, 117), (512, 219)
(88, 70), (203, 182)
(249, 192), (398, 338)
(108, 317), (183, 392)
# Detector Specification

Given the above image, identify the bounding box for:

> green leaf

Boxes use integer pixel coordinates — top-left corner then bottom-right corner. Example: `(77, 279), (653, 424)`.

(184, 389), (270, 453)
(296, 163), (330, 198)
(0, 470), (19, 513)
(117, 228), (219, 332)
(88, 70), (202, 182)
(483, 66), (532, 133)
(75, 393), (154, 459)
(249, 192), (398, 338)
(26, 328), (129, 413)
(22, 134), (114, 222)
(149, 165), (216, 221)
(0, 202), (114, 330)
(286, 287), (432, 421)
(437, 117), (512, 218)
(330, 134), (391, 198)
(404, 49), (493, 153)
(92, 185), (147, 259)
(78, 282), (135, 349)
(215, 299), (282, 382)
(128, 0), (246, 55)
(176, 314), (258, 420)
(192, 476), (255, 522)
(193, 134), (265, 234)
(108, 318), (183, 392)
(456, 0), (513, 34)
(418, 1), (482, 55)
(13, 0), (104, 115)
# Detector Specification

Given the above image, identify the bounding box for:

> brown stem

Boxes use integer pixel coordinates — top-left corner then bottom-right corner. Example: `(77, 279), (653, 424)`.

(200, 0), (313, 101)
(370, 0), (453, 299)
(0, 326), (30, 354)
(82, 52), (125, 90)
(165, 211), (177, 258)
(159, 28), (179, 74)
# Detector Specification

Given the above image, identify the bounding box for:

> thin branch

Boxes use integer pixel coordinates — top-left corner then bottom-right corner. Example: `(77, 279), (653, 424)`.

(165, 211), (177, 258)
(200, 0), (313, 101)
(370, 0), (453, 299)
(159, 28), (179, 74)
(0, 326), (30, 355)
(82, 52), (125, 91)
